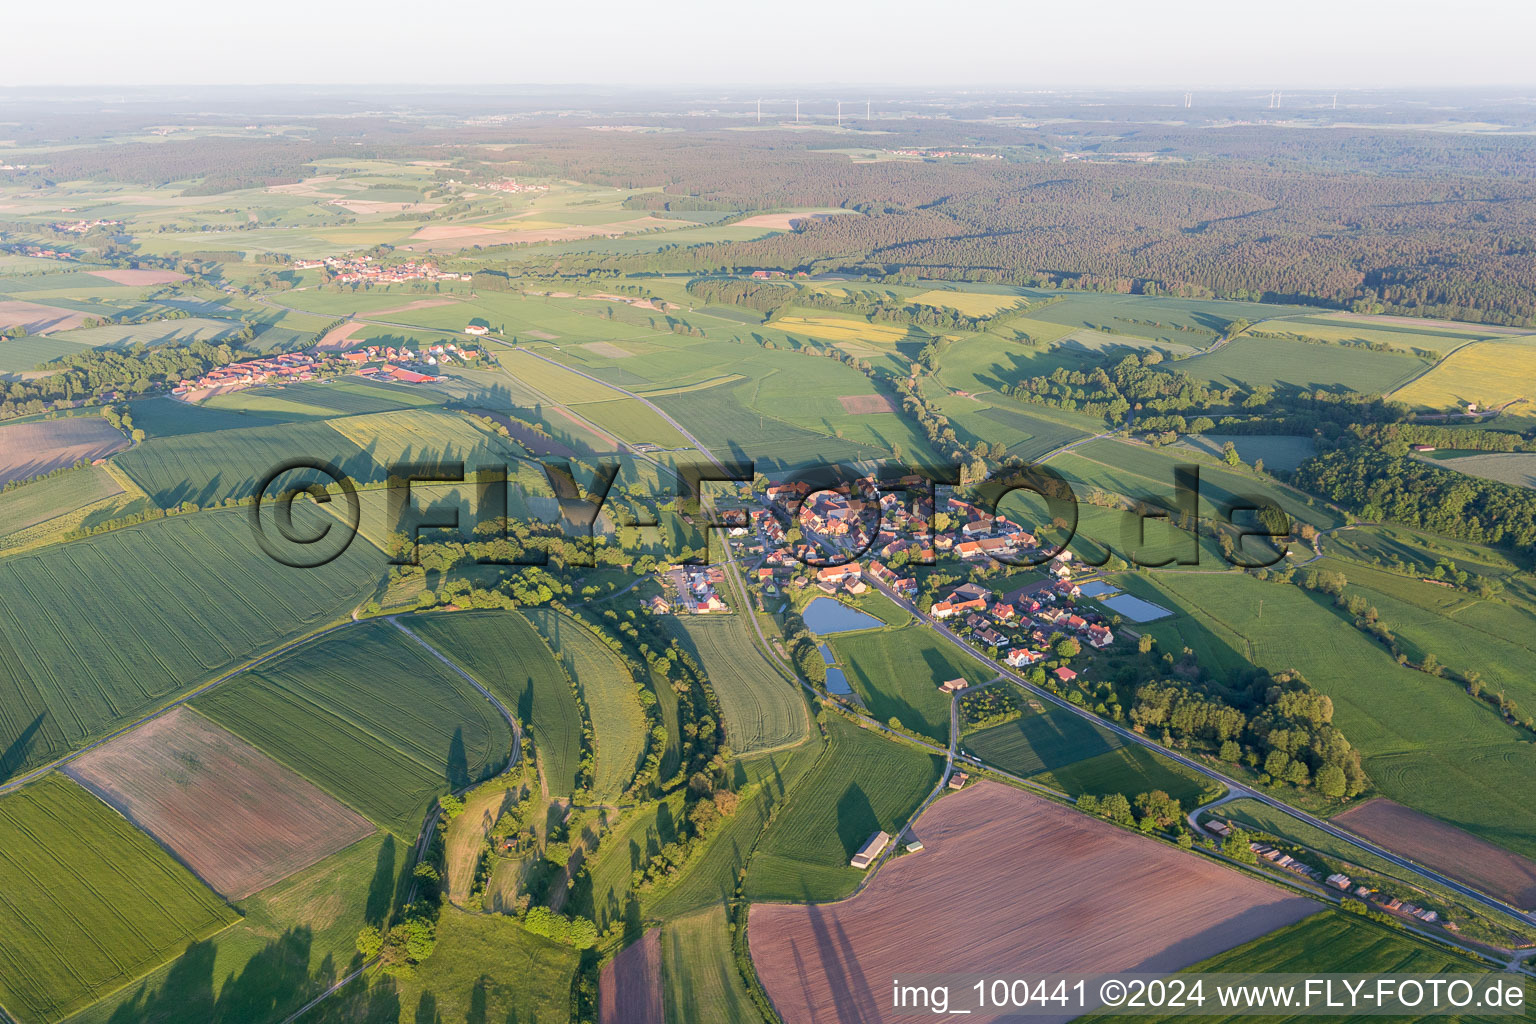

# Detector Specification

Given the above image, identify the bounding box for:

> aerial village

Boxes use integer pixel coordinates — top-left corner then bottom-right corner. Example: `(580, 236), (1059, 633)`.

(289, 254), (474, 284)
(170, 335), (485, 398)
(653, 474), (1124, 695)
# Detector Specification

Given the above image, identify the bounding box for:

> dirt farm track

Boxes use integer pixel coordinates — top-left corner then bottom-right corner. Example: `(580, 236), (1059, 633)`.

(749, 781), (1317, 1024)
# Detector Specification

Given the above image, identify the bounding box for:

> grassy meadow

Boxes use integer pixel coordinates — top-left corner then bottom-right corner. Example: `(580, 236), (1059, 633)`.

(660, 906), (760, 1024)
(194, 620), (514, 838)
(670, 613), (809, 756)
(829, 622), (993, 743)
(70, 833), (399, 1024)
(745, 715), (944, 902)
(1184, 335), (1428, 394)
(404, 610), (588, 797)
(1094, 910), (1533, 1024)
(1122, 570), (1536, 861)
(964, 695), (1213, 806)
(0, 505), (380, 784)
(521, 607), (647, 800)
(0, 775), (238, 1024)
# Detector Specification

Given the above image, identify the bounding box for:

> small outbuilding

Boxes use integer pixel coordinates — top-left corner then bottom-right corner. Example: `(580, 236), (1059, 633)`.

(850, 830), (892, 870)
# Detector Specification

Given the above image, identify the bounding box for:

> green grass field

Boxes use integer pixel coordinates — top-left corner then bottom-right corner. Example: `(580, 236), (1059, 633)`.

(1094, 911), (1535, 1024)
(0, 464), (124, 538)
(0, 505), (380, 784)
(113, 418), (371, 507)
(670, 613), (809, 755)
(0, 774), (239, 1024)
(647, 738), (823, 921)
(660, 906), (760, 1024)
(745, 715), (944, 902)
(964, 697), (1213, 805)
(1050, 437), (1343, 532)
(576, 792), (686, 934)
(1184, 335), (1428, 394)
(1308, 555), (1536, 713)
(381, 908), (579, 1023)
(829, 623), (993, 743)
(1429, 451), (1536, 489)
(520, 607), (647, 800)
(1124, 570), (1536, 862)
(0, 335), (95, 371)
(1034, 746), (1215, 806)
(965, 700), (1126, 776)
(202, 377), (445, 420)
(1023, 293), (1305, 346)
(570, 397), (693, 449)
(195, 620), (513, 838)
(404, 610), (587, 797)
(1263, 312), (1506, 353)
(1174, 434), (1317, 473)
(71, 833), (399, 1024)
(125, 395), (289, 437)
(935, 394), (1097, 461)
(1324, 522), (1523, 577)
(115, 407), (522, 509)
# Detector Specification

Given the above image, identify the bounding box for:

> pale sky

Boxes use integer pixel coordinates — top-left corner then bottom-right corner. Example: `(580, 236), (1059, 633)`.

(6, 0), (1535, 89)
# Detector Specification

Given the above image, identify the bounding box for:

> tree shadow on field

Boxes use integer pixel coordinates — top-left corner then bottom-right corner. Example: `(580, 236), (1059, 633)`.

(105, 928), (381, 1024)
(447, 727), (469, 790)
(835, 783), (878, 860)
(0, 712), (45, 783)
(364, 835), (398, 927)
(467, 978), (489, 1024)
(415, 991), (441, 1024)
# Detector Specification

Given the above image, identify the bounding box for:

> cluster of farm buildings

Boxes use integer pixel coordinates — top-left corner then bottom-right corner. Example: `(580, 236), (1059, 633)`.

(654, 565), (730, 615)
(890, 148), (1002, 160)
(3, 243), (75, 261)
(484, 179), (550, 194)
(289, 255), (473, 284)
(173, 352), (317, 395)
(1205, 818), (1448, 929)
(49, 218), (122, 234)
(340, 341), (482, 384)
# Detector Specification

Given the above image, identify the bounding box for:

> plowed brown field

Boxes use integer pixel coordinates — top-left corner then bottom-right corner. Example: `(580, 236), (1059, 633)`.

(0, 416), (128, 485)
(1335, 798), (1536, 911)
(838, 394), (899, 414)
(63, 707), (375, 899)
(600, 928), (664, 1024)
(750, 781), (1316, 1024)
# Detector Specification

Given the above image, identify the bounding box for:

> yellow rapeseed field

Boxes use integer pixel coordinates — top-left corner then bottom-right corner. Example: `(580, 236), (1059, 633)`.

(775, 315), (910, 343)
(911, 289), (1024, 316)
(1392, 339), (1536, 411)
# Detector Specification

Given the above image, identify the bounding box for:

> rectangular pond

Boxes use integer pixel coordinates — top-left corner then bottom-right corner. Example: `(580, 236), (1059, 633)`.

(1078, 580), (1120, 598)
(825, 667), (853, 695)
(801, 596), (883, 635)
(1100, 593), (1174, 623)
